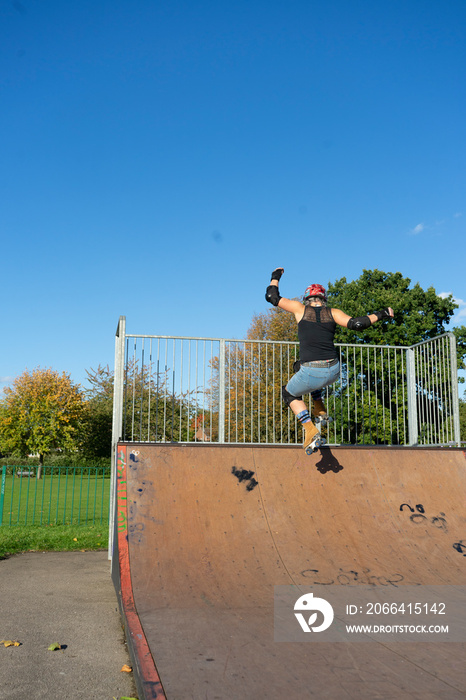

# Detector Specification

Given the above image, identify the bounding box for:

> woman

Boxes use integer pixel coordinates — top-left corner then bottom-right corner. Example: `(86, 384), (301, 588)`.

(265, 267), (394, 451)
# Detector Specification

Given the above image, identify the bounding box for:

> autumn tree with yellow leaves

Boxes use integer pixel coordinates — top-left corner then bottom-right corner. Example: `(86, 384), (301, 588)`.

(0, 368), (85, 474)
(208, 306), (301, 443)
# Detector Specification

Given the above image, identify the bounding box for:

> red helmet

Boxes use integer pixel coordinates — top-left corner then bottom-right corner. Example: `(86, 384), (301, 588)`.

(303, 284), (327, 301)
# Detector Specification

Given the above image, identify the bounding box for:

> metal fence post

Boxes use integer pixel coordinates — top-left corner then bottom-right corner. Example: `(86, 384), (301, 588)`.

(406, 347), (418, 446)
(218, 339), (225, 443)
(109, 316), (126, 559)
(448, 332), (461, 446)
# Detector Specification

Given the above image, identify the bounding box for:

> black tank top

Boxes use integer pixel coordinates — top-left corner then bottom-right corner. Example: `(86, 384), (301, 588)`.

(298, 305), (338, 362)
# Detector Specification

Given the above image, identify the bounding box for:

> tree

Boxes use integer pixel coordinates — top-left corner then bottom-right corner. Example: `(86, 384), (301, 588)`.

(459, 398), (466, 444)
(0, 368), (85, 474)
(253, 269), (465, 351)
(327, 269), (461, 347)
(80, 365), (114, 458)
(452, 326), (466, 382)
(83, 362), (201, 447)
(203, 306), (302, 444)
(325, 270), (465, 443)
(209, 339), (300, 443)
(247, 306), (298, 342)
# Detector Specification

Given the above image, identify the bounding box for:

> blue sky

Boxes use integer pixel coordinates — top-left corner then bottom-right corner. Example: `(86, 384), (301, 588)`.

(1, 0), (465, 393)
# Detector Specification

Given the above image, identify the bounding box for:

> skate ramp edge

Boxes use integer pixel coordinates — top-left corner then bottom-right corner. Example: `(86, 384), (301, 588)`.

(112, 443), (466, 700)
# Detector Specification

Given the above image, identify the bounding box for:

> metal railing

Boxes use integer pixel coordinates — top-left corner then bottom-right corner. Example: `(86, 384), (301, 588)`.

(111, 318), (460, 449)
(0, 465), (111, 527)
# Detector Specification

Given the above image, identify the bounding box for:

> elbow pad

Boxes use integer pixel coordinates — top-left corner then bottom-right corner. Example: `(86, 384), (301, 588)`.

(347, 315), (371, 331)
(265, 285), (281, 307)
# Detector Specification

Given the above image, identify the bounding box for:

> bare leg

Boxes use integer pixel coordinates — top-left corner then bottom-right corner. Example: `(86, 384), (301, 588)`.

(289, 398), (308, 416)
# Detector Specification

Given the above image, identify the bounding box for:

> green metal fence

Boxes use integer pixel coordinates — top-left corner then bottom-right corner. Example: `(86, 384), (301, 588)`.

(0, 465), (111, 526)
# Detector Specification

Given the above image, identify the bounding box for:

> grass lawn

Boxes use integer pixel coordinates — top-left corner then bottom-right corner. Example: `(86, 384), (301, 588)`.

(1, 471), (110, 526)
(0, 468), (111, 559)
(0, 524), (109, 559)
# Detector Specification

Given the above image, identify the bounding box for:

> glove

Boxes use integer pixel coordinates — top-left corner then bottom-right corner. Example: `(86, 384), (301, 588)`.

(271, 268), (284, 281)
(373, 308), (392, 321)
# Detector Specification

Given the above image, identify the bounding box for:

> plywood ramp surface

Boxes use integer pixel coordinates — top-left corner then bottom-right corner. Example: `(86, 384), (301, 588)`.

(114, 444), (466, 700)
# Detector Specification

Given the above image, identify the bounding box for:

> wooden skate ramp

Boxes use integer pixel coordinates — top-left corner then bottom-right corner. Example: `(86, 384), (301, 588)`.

(113, 444), (466, 700)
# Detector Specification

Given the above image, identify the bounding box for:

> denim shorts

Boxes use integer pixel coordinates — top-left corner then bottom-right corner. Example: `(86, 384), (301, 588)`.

(286, 360), (340, 398)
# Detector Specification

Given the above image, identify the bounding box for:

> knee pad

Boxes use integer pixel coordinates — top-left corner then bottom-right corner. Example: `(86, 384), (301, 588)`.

(282, 386), (301, 407)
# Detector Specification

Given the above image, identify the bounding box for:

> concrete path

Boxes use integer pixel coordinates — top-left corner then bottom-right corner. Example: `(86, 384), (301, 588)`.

(0, 551), (136, 700)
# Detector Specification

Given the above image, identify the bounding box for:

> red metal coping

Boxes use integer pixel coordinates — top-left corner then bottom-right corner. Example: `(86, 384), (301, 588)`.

(116, 445), (166, 700)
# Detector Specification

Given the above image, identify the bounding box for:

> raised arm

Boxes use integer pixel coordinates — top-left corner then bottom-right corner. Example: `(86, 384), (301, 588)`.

(265, 268), (304, 318)
(332, 307), (394, 329)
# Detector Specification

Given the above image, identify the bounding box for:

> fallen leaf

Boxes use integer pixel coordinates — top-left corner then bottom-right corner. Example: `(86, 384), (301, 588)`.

(48, 643), (62, 651)
(1, 640), (21, 647)
(120, 664), (133, 673)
